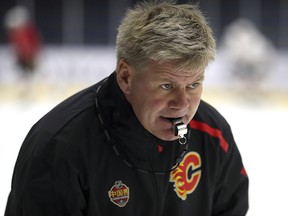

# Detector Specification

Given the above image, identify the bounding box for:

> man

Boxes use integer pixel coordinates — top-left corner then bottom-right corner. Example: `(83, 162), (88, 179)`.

(5, 1), (249, 215)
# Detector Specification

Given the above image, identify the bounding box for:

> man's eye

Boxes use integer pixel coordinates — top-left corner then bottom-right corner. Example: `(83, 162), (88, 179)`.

(161, 84), (172, 90)
(189, 83), (199, 89)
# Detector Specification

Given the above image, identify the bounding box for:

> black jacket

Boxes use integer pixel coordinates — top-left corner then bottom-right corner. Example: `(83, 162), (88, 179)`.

(5, 72), (249, 216)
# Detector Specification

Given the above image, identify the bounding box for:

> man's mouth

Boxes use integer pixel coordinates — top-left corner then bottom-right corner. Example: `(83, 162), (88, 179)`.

(167, 117), (183, 124)
(161, 116), (185, 125)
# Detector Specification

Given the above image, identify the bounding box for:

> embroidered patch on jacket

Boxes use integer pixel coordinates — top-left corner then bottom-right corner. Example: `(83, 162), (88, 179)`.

(108, 180), (130, 207)
(169, 151), (202, 200)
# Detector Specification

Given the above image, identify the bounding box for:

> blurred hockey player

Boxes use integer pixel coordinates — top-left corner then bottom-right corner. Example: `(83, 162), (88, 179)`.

(4, 6), (41, 76)
(220, 18), (276, 93)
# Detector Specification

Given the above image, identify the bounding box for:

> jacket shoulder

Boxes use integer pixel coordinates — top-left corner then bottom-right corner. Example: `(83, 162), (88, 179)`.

(36, 83), (99, 135)
(193, 100), (230, 129)
(190, 100), (233, 153)
(17, 82), (103, 162)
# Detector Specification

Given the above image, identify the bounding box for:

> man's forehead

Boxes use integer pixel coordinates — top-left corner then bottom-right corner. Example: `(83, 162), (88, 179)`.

(156, 70), (205, 81)
(146, 60), (205, 74)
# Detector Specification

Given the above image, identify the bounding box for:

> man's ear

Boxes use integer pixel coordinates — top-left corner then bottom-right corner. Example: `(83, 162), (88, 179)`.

(116, 59), (133, 95)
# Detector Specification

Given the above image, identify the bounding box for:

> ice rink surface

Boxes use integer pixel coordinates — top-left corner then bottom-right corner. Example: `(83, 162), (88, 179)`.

(1, 47), (288, 215)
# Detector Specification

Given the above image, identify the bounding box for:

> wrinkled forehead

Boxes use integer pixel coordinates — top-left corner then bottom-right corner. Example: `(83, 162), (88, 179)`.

(140, 59), (206, 75)
(132, 60), (205, 85)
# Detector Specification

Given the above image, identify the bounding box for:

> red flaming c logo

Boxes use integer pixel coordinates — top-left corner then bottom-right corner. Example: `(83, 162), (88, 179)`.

(170, 152), (201, 200)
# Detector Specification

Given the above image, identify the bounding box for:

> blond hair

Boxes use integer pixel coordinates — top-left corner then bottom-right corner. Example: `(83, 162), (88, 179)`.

(116, 0), (216, 71)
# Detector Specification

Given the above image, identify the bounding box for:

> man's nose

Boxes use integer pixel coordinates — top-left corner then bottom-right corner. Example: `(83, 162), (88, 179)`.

(169, 89), (190, 111)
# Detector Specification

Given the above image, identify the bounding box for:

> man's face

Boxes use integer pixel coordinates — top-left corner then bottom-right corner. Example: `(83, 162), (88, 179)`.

(117, 60), (204, 141)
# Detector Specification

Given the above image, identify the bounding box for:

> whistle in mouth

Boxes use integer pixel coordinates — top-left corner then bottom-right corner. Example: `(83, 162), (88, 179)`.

(170, 118), (188, 138)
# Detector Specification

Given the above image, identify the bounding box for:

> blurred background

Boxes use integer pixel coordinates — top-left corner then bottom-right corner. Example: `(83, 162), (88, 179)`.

(0, 0), (287, 215)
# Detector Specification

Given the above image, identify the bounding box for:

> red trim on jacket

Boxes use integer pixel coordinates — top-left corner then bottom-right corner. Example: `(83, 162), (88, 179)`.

(240, 167), (248, 177)
(189, 120), (229, 153)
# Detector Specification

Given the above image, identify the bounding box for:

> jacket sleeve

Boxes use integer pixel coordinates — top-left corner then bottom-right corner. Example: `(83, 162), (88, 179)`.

(212, 126), (249, 216)
(5, 155), (87, 216)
